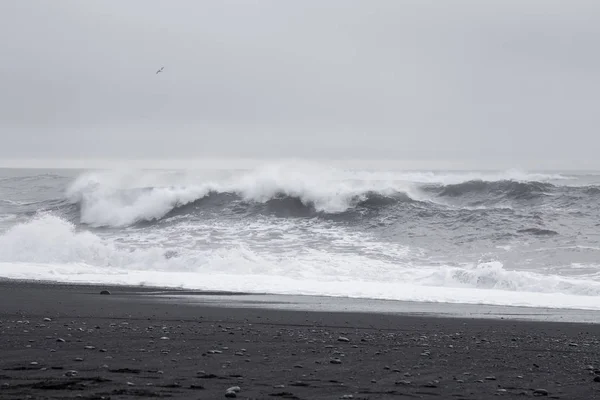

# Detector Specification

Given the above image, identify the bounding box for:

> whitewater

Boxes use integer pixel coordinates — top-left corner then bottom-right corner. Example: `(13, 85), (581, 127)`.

(1, 162), (599, 310)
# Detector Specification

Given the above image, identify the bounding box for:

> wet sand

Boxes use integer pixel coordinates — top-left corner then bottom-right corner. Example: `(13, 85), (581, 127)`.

(0, 281), (599, 399)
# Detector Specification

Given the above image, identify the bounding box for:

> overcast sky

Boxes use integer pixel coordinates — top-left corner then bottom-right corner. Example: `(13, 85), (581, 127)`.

(1, 1), (599, 169)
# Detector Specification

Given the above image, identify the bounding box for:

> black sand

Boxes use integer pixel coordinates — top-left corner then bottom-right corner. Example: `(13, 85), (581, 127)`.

(0, 281), (599, 399)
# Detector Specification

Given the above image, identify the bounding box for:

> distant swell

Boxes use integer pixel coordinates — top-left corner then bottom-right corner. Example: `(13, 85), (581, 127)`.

(435, 180), (553, 200)
(518, 228), (559, 236)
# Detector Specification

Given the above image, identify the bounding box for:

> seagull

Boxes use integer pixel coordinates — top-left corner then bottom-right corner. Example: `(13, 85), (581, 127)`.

(156, 66), (164, 74)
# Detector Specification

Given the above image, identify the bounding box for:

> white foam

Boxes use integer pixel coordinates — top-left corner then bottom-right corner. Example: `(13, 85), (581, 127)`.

(0, 215), (599, 310)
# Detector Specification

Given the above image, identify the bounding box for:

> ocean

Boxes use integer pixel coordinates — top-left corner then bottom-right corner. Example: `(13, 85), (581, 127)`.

(0, 161), (599, 310)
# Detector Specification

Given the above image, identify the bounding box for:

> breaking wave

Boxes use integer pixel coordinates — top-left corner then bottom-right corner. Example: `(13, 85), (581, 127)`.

(61, 166), (596, 227)
(64, 166), (421, 226)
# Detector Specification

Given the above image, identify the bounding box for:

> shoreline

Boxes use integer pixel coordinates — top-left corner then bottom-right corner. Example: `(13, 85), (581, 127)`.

(1, 280), (599, 399)
(2, 277), (600, 324)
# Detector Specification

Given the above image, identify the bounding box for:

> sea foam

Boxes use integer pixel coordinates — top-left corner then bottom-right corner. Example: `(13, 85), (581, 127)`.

(1, 214), (599, 310)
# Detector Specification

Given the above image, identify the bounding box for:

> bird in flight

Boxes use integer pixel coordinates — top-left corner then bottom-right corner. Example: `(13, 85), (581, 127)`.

(156, 66), (164, 74)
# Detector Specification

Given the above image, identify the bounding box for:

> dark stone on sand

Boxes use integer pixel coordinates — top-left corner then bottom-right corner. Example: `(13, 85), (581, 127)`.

(594, 376), (600, 382)
(533, 389), (549, 396)
(269, 392), (299, 399)
(290, 381), (309, 387)
(161, 382), (181, 388)
(56, 338), (65, 342)
(108, 368), (141, 374)
(330, 358), (342, 364)
(198, 372), (219, 379)
(485, 376), (497, 380)
(338, 336), (350, 342)
(100, 290), (111, 295)
(225, 386), (241, 397)
(395, 380), (411, 385)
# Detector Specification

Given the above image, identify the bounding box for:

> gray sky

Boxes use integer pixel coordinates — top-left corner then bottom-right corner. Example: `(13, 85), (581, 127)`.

(1, 0), (599, 169)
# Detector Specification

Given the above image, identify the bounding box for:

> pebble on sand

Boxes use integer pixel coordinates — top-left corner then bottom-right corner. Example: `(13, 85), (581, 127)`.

(225, 386), (241, 398)
(43, 318), (52, 322)
(338, 336), (350, 342)
(100, 290), (111, 295)
(533, 389), (549, 396)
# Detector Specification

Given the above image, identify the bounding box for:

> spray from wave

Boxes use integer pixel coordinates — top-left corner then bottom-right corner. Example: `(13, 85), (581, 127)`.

(65, 164), (419, 226)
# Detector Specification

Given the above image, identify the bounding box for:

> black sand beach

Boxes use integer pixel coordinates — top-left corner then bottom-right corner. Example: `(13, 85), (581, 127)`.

(0, 281), (599, 400)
